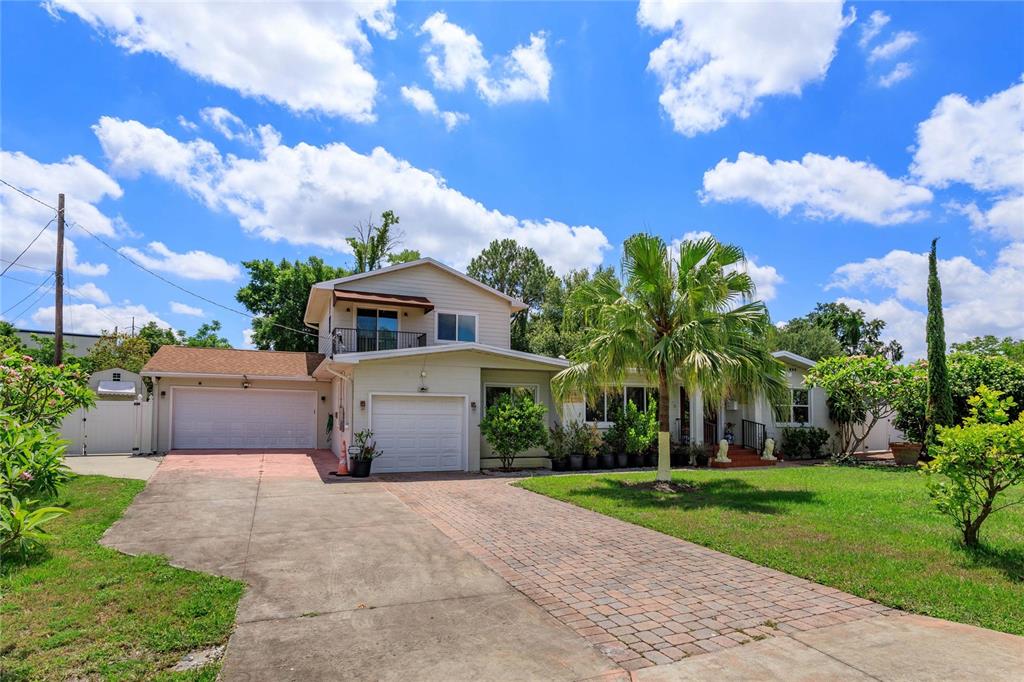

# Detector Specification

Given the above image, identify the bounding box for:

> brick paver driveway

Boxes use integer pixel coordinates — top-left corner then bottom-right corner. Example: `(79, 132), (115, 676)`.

(384, 475), (894, 671)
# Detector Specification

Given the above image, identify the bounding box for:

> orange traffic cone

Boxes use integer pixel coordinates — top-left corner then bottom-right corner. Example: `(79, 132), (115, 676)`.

(335, 440), (349, 476)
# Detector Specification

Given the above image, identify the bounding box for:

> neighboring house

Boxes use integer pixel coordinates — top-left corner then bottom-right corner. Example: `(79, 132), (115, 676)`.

(16, 328), (101, 356)
(88, 367), (145, 400)
(139, 258), (893, 469)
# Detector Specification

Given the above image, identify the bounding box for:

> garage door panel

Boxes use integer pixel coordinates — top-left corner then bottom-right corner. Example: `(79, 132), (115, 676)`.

(172, 388), (316, 449)
(371, 396), (465, 472)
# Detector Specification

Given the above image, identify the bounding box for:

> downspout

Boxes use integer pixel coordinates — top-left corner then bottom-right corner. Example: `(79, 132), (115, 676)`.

(153, 376), (160, 454)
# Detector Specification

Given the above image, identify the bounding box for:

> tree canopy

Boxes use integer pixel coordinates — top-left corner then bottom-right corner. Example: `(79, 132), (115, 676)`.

(952, 335), (1024, 363)
(346, 210), (402, 273)
(236, 256), (351, 352)
(773, 301), (903, 362)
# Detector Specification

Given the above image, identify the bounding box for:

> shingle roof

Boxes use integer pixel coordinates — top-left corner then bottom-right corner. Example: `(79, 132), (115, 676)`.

(142, 346), (324, 377)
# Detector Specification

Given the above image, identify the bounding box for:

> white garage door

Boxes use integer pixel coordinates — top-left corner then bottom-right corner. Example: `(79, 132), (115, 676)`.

(370, 395), (465, 472)
(172, 388), (316, 449)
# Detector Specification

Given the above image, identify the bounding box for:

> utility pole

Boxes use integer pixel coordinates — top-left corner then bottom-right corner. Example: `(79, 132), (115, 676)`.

(54, 193), (65, 365)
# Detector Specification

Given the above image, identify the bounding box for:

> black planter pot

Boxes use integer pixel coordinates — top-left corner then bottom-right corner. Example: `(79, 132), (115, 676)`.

(583, 455), (597, 470)
(616, 452), (629, 468)
(628, 453), (642, 468)
(550, 458), (567, 472)
(643, 452), (656, 467)
(695, 453), (709, 468)
(569, 454), (584, 470)
(600, 453), (615, 469)
(350, 459), (373, 478)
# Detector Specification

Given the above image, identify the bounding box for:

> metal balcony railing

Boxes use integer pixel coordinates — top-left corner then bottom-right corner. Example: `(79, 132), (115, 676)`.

(332, 328), (427, 354)
(741, 419), (767, 454)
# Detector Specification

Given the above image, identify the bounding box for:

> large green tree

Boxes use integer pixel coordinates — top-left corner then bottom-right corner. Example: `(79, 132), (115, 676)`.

(925, 238), (955, 451)
(553, 234), (786, 482)
(236, 257), (351, 352)
(952, 335), (1024, 363)
(467, 239), (554, 351)
(769, 318), (844, 361)
(526, 267), (615, 357)
(347, 210), (402, 273)
(86, 331), (151, 374)
(776, 302), (903, 362)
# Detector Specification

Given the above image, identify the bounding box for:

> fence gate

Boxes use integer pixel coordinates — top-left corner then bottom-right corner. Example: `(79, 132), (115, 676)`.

(60, 398), (153, 456)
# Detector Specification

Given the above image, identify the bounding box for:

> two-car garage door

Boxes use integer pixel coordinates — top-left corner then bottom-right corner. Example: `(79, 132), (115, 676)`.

(171, 388), (316, 449)
(370, 395), (465, 472)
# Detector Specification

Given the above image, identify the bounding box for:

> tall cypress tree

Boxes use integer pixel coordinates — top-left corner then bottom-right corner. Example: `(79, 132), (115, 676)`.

(925, 238), (955, 451)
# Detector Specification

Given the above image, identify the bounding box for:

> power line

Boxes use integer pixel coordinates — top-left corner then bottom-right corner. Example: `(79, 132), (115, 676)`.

(0, 179), (59, 211)
(1, 177), (324, 343)
(2, 272), (128, 329)
(1, 217), (56, 276)
(0, 258), (54, 274)
(3, 273), (54, 318)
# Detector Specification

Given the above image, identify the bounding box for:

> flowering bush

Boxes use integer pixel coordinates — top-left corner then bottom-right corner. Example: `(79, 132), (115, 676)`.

(1, 349), (94, 427)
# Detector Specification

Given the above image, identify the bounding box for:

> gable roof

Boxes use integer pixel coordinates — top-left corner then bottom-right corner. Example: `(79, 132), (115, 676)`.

(304, 257), (528, 325)
(142, 346), (323, 378)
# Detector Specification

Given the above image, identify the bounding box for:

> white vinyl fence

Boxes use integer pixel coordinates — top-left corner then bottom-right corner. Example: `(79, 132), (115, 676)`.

(59, 398), (154, 456)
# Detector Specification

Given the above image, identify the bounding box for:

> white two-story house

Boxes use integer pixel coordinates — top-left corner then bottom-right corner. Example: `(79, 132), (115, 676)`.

(142, 257), (891, 469)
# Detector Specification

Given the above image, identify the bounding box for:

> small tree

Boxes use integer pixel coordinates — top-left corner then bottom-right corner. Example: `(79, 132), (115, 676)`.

(0, 350), (94, 428)
(479, 393), (547, 471)
(807, 355), (908, 453)
(925, 239), (955, 452)
(923, 386), (1024, 547)
(86, 331), (151, 375)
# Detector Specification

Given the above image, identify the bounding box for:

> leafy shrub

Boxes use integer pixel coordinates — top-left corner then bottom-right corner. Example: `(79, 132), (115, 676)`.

(923, 386), (1024, 547)
(480, 393), (548, 470)
(0, 496), (68, 558)
(605, 399), (658, 456)
(1, 349), (94, 428)
(567, 421), (600, 458)
(546, 423), (571, 463)
(349, 429), (382, 461)
(0, 413), (72, 501)
(780, 427), (830, 460)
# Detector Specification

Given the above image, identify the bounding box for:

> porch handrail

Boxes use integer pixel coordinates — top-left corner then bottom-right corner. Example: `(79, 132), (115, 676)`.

(741, 419), (766, 454)
(332, 327), (427, 354)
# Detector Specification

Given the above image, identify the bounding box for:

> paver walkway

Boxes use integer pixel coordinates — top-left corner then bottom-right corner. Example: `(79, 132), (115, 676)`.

(384, 475), (895, 671)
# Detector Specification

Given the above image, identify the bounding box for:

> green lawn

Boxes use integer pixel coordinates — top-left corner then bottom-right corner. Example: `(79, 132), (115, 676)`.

(519, 466), (1024, 635)
(1, 476), (244, 681)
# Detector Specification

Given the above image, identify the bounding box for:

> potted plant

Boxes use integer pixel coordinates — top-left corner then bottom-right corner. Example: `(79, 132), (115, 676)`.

(622, 399), (657, 467)
(686, 443), (709, 468)
(547, 423), (570, 471)
(349, 429), (382, 478)
(603, 418), (629, 467)
(890, 442), (923, 465)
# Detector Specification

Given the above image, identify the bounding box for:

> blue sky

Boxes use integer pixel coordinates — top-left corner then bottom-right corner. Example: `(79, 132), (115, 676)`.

(2, 1), (1022, 360)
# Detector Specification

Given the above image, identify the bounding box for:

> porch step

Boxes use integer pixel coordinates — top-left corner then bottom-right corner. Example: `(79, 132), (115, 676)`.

(709, 449), (776, 468)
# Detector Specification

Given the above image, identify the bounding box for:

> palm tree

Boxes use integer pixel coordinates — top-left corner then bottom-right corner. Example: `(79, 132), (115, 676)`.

(552, 233), (786, 482)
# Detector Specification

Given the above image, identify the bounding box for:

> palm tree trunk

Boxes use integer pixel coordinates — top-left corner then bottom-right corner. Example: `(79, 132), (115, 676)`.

(657, 366), (671, 482)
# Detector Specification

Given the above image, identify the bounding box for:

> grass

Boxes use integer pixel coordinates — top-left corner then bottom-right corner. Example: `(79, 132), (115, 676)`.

(1, 475), (244, 681)
(519, 465), (1024, 636)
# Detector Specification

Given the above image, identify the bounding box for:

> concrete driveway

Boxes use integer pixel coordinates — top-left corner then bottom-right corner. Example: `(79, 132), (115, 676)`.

(101, 451), (620, 681)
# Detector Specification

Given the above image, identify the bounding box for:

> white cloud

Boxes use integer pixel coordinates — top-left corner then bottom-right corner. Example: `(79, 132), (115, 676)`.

(29, 301), (170, 335)
(400, 85), (468, 131)
(170, 301), (204, 317)
(858, 10), (890, 48)
(420, 12), (552, 105)
(911, 79), (1024, 241)
(66, 282), (110, 305)
(93, 116), (610, 273)
(0, 150), (115, 276)
(701, 152), (933, 225)
(879, 62), (914, 88)
(637, 1), (852, 136)
(828, 242), (1024, 360)
(241, 328), (255, 349)
(118, 241), (240, 281)
(176, 115), (198, 131)
(48, 1), (395, 122)
(868, 31), (918, 62)
(199, 106), (281, 149)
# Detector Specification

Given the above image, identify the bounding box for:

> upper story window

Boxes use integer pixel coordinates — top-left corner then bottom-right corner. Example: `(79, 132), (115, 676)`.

(774, 388), (810, 424)
(437, 312), (476, 343)
(356, 308), (399, 351)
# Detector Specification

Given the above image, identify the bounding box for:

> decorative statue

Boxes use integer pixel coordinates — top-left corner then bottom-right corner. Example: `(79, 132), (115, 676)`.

(716, 439), (731, 463)
(761, 438), (777, 461)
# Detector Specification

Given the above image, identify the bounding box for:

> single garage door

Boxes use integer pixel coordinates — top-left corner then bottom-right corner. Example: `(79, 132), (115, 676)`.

(371, 395), (465, 472)
(172, 388), (316, 449)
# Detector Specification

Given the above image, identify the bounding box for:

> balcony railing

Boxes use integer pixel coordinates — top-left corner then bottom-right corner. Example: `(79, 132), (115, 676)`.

(332, 327), (427, 354)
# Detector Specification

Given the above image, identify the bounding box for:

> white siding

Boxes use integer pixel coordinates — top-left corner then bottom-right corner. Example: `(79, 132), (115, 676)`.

(332, 264), (513, 348)
(317, 304), (332, 355)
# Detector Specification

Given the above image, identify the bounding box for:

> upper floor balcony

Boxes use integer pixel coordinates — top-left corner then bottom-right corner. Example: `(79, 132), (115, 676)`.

(332, 327), (428, 354)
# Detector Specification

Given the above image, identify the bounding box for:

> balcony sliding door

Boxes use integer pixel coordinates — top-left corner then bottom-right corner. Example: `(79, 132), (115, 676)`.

(356, 308), (399, 351)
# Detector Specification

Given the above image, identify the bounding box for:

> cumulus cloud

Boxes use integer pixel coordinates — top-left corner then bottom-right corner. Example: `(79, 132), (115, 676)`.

(241, 327), (255, 349)
(170, 301), (204, 317)
(0, 150), (115, 276)
(912, 79), (1024, 240)
(400, 85), (468, 131)
(47, 1), (395, 122)
(29, 301), (170, 335)
(420, 12), (552, 105)
(701, 152), (933, 225)
(637, 0), (852, 136)
(118, 241), (240, 281)
(828, 243), (1024, 360)
(93, 115), (610, 273)
(66, 282), (110, 305)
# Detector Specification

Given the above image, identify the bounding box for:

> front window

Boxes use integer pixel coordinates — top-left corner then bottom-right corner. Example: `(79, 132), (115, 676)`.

(437, 312), (476, 342)
(775, 388), (811, 424)
(356, 308), (399, 351)
(485, 384), (538, 410)
(585, 387), (657, 423)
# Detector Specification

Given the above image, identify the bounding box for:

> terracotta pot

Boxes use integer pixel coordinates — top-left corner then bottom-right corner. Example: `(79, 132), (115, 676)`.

(890, 442), (923, 465)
